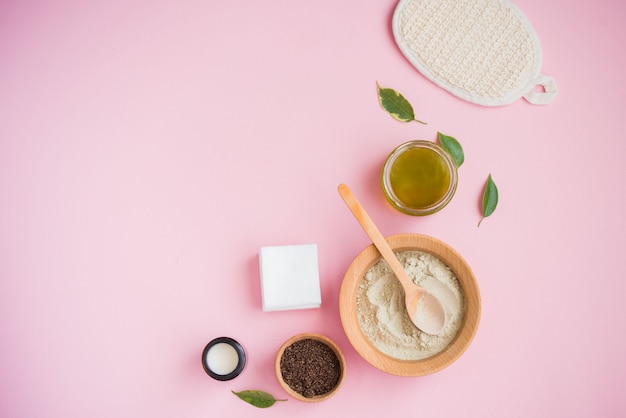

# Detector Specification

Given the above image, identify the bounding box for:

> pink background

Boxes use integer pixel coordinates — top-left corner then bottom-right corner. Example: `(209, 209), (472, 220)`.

(1, 0), (625, 417)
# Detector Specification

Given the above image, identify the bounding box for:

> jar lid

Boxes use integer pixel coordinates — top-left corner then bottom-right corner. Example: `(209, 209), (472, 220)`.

(202, 337), (246, 381)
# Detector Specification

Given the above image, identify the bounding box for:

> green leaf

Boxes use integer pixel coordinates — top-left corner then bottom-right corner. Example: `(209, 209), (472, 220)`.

(478, 174), (498, 227)
(376, 82), (426, 124)
(437, 132), (464, 167)
(231, 390), (287, 408)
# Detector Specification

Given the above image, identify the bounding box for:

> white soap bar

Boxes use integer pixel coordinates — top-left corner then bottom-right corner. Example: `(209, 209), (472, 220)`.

(259, 244), (322, 311)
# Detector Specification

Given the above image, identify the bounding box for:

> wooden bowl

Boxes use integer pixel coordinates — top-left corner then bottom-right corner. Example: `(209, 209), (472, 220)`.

(275, 333), (346, 402)
(339, 233), (481, 376)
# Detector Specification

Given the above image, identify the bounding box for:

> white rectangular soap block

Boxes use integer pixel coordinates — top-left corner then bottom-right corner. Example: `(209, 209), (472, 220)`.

(259, 244), (322, 312)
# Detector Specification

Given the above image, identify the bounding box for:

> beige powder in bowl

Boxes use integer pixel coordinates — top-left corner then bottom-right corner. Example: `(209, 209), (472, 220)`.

(356, 250), (465, 360)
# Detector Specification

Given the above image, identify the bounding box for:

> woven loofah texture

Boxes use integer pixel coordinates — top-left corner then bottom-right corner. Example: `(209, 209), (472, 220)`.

(393, 0), (557, 106)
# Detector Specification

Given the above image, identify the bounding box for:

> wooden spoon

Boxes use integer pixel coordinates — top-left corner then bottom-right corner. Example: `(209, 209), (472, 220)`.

(338, 183), (446, 335)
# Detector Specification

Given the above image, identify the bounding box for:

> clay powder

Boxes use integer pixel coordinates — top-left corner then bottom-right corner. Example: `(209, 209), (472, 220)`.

(357, 250), (465, 360)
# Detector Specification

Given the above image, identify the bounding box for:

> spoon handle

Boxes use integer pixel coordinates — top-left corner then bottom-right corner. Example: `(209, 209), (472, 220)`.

(337, 184), (415, 290)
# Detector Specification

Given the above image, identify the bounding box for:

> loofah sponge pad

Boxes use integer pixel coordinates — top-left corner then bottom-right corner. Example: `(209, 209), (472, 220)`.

(392, 0), (557, 106)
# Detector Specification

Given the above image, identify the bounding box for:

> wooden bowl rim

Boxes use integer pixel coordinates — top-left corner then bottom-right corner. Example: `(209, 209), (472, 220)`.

(275, 333), (346, 402)
(339, 233), (481, 376)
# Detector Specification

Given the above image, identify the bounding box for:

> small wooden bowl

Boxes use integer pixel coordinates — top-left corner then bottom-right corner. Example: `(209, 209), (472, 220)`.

(275, 333), (346, 402)
(339, 233), (481, 376)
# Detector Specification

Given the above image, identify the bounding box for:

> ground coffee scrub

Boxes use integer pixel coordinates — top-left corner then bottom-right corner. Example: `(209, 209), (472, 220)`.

(279, 338), (341, 398)
(357, 250), (465, 360)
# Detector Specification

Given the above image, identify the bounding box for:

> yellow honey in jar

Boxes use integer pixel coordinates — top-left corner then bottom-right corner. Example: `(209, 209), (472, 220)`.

(382, 141), (458, 216)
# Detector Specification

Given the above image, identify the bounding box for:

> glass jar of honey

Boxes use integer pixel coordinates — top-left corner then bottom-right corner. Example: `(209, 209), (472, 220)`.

(381, 140), (458, 216)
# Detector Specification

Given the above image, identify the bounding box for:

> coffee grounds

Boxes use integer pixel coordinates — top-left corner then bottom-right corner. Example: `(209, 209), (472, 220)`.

(279, 338), (341, 398)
